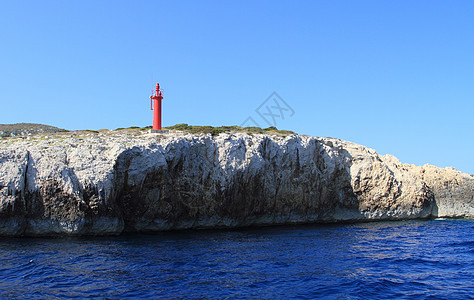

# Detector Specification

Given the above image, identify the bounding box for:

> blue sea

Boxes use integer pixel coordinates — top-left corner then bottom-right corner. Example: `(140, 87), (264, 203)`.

(0, 219), (472, 299)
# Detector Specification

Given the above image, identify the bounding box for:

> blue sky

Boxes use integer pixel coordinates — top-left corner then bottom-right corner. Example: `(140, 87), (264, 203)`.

(1, 0), (473, 174)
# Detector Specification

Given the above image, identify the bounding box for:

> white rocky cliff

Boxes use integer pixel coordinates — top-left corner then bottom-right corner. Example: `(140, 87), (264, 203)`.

(0, 130), (473, 236)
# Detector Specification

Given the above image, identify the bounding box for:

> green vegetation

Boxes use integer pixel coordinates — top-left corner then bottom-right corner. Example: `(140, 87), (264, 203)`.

(114, 126), (142, 131)
(1, 123), (295, 139)
(0, 123), (67, 137)
(164, 124), (296, 136)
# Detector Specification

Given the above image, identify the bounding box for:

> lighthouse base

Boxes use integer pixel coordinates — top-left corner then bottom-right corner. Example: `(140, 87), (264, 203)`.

(150, 129), (170, 134)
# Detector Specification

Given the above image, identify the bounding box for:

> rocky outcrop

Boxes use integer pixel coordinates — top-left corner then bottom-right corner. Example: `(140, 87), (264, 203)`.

(0, 130), (472, 236)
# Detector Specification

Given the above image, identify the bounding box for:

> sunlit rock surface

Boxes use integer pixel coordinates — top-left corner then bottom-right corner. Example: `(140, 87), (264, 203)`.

(0, 130), (472, 236)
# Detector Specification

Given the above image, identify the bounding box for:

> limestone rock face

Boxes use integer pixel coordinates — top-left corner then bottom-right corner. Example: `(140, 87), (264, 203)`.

(0, 130), (472, 236)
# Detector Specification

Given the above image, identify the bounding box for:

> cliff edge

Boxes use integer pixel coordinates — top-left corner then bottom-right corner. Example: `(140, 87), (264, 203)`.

(0, 129), (472, 236)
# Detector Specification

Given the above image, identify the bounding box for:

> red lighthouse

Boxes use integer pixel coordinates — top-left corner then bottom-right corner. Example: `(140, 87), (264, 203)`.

(150, 83), (164, 131)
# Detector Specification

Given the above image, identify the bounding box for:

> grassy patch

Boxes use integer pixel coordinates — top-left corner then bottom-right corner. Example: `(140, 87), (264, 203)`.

(164, 124), (295, 136)
(114, 126), (143, 131)
(0, 123), (68, 137)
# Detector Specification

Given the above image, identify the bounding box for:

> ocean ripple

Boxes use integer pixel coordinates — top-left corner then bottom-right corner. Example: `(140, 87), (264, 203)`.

(0, 219), (472, 299)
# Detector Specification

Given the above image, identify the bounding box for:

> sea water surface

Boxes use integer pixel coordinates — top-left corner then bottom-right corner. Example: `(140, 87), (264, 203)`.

(0, 219), (473, 299)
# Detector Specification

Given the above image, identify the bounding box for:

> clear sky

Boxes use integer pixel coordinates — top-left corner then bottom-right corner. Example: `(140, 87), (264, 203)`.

(1, 0), (473, 174)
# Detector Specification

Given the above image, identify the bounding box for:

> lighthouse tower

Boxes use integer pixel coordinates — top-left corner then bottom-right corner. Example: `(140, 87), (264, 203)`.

(150, 83), (165, 133)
